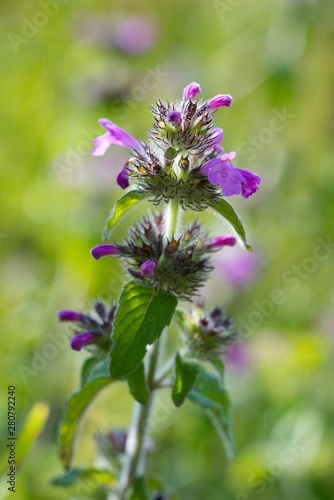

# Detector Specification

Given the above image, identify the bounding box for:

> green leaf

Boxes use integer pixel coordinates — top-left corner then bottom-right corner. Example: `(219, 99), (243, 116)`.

(52, 468), (115, 487)
(130, 477), (148, 500)
(81, 357), (110, 388)
(172, 353), (199, 407)
(188, 367), (234, 460)
(59, 377), (112, 469)
(80, 356), (99, 387)
(209, 198), (252, 251)
(209, 356), (226, 387)
(110, 282), (177, 379)
(103, 190), (149, 240)
(127, 362), (150, 405)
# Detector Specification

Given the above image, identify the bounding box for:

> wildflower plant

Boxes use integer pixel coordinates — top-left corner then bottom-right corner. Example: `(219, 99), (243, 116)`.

(54, 82), (261, 499)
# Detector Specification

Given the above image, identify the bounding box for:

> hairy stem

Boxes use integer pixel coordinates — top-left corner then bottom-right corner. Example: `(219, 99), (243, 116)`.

(114, 200), (182, 499)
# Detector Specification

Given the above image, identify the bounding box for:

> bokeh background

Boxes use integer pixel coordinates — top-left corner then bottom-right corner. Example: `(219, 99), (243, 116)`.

(1, 0), (334, 498)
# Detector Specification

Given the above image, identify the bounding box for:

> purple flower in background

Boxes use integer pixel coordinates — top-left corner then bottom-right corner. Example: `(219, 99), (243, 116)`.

(183, 82), (202, 100)
(225, 340), (250, 371)
(70, 332), (95, 351)
(216, 246), (259, 288)
(201, 152), (261, 198)
(140, 259), (156, 276)
(92, 118), (142, 156)
(91, 244), (119, 260)
(113, 16), (157, 55)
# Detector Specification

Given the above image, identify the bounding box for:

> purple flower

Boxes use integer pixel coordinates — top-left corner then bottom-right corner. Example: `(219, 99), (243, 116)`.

(236, 168), (261, 198)
(113, 16), (157, 55)
(70, 332), (95, 351)
(167, 110), (182, 124)
(183, 82), (201, 100)
(200, 153), (261, 198)
(217, 247), (259, 288)
(207, 94), (233, 110)
(58, 310), (82, 322)
(117, 168), (130, 189)
(91, 244), (119, 260)
(225, 341), (250, 371)
(201, 157), (245, 196)
(208, 235), (236, 249)
(140, 259), (156, 276)
(92, 118), (142, 156)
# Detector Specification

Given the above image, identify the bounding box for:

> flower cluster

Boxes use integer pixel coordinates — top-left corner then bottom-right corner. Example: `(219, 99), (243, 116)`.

(179, 304), (237, 358)
(58, 301), (116, 352)
(91, 212), (236, 301)
(92, 82), (261, 209)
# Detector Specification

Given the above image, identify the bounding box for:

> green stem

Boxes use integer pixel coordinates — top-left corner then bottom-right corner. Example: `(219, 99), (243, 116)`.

(115, 200), (182, 499)
(165, 197), (181, 240)
(116, 339), (162, 498)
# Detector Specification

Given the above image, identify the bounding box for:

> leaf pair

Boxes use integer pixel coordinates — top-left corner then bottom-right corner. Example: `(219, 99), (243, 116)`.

(103, 190), (251, 250)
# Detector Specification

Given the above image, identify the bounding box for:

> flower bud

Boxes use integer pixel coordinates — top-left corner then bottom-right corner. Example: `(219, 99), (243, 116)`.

(167, 110), (181, 124)
(140, 259), (156, 276)
(58, 310), (82, 322)
(91, 244), (119, 260)
(70, 332), (95, 351)
(208, 235), (236, 249)
(117, 168), (130, 189)
(183, 82), (201, 100)
(207, 94), (233, 110)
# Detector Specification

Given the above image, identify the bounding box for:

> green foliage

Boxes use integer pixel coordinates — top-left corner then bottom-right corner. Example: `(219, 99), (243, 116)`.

(110, 282), (177, 379)
(172, 353), (199, 407)
(103, 190), (150, 240)
(209, 198), (252, 251)
(127, 362), (150, 405)
(188, 367), (234, 459)
(58, 374), (112, 469)
(52, 467), (115, 487)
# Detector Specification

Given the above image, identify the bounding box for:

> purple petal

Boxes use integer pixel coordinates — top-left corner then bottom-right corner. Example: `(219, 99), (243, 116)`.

(91, 244), (119, 260)
(201, 158), (244, 196)
(207, 94), (233, 110)
(167, 110), (182, 124)
(237, 168), (261, 198)
(220, 151), (236, 162)
(113, 16), (157, 55)
(91, 118), (142, 156)
(183, 82), (201, 100)
(70, 332), (95, 351)
(92, 132), (114, 156)
(212, 127), (224, 145)
(140, 259), (156, 276)
(209, 235), (237, 249)
(58, 310), (82, 322)
(117, 168), (130, 189)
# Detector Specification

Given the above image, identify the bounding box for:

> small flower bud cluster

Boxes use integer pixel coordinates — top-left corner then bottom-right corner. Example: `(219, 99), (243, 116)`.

(91, 212), (236, 301)
(180, 305), (237, 358)
(58, 301), (116, 353)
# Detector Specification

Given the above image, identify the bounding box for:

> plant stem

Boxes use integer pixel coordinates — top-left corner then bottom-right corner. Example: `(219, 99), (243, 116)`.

(114, 199), (182, 499)
(116, 338), (162, 499)
(165, 197), (181, 240)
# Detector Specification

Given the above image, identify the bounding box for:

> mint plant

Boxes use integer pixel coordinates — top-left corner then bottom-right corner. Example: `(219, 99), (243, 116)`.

(54, 82), (261, 499)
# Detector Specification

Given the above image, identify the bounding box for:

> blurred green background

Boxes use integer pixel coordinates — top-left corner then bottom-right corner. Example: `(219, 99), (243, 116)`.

(1, 0), (334, 498)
